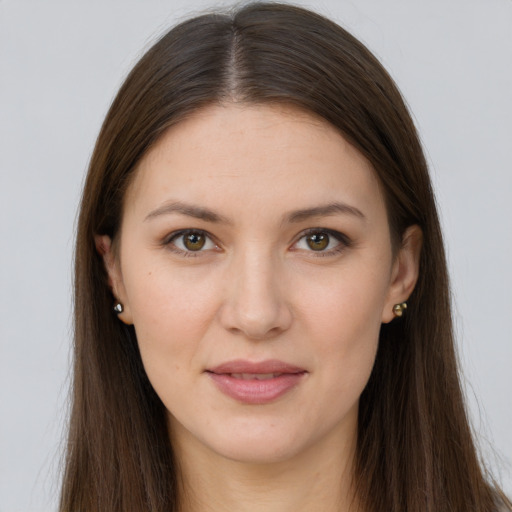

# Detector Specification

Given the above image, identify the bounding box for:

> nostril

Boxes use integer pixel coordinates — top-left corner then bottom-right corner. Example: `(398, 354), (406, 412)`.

(217, 263), (293, 338)
(220, 304), (292, 340)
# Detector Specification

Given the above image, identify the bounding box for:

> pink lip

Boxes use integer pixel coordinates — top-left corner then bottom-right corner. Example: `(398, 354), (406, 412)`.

(206, 359), (307, 405)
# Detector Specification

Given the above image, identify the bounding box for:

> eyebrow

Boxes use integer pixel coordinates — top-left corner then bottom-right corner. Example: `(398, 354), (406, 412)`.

(284, 202), (366, 223)
(144, 200), (365, 224)
(144, 201), (231, 224)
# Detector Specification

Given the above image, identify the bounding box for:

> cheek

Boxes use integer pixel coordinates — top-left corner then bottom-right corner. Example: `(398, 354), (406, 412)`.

(297, 260), (389, 388)
(122, 258), (221, 378)
(299, 257), (390, 337)
(126, 253), (216, 325)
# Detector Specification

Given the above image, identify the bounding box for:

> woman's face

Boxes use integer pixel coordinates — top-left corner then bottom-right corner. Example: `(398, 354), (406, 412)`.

(100, 104), (420, 465)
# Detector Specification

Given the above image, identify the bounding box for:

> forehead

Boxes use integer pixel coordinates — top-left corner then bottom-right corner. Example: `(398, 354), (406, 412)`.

(124, 103), (386, 223)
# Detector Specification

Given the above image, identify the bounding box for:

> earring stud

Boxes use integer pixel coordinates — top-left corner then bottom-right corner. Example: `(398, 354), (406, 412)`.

(113, 302), (124, 314)
(393, 302), (407, 317)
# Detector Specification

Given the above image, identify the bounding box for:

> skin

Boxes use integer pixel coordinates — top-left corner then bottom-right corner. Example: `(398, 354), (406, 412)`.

(97, 104), (422, 512)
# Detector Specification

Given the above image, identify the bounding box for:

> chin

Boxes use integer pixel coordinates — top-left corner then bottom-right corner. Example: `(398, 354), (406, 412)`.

(205, 414), (346, 466)
(211, 434), (308, 465)
(170, 412), (311, 465)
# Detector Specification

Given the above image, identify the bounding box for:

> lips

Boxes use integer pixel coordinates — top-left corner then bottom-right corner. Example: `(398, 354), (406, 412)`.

(206, 359), (306, 404)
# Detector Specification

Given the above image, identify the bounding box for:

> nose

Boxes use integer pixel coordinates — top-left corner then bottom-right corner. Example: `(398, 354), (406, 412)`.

(218, 250), (293, 340)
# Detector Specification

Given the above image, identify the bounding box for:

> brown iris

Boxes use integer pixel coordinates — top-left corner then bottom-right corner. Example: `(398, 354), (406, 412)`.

(306, 232), (329, 251)
(184, 232), (206, 251)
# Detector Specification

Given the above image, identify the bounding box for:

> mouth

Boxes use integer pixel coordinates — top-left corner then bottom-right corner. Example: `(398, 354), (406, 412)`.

(206, 360), (307, 404)
(228, 372), (288, 380)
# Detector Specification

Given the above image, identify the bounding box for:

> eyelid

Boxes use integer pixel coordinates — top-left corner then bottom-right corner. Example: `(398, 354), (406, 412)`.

(163, 228), (220, 256)
(291, 228), (351, 256)
(161, 227), (351, 257)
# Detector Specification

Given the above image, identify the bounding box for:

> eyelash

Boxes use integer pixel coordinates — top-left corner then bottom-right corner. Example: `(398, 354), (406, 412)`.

(294, 228), (351, 257)
(163, 229), (219, 257)
(163, 228), (351, 257)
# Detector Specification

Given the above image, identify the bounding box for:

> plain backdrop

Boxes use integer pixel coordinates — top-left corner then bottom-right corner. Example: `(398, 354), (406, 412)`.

(1, 0), (511, 510)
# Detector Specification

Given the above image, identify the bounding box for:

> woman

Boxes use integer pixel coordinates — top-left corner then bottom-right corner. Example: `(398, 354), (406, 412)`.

(60, 3), (511, 511)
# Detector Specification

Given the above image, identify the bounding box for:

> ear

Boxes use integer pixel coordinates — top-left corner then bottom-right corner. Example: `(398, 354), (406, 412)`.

(381, 225), (423, 324)
(95, 235), (133, 325)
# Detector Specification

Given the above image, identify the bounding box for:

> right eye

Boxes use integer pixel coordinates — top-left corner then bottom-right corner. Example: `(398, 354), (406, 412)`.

(165, 230), (218, 255)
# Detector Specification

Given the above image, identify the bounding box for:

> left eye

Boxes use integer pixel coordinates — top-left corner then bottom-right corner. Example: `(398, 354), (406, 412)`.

(294, 230), (347, 253)
(167, 230), (217, 253)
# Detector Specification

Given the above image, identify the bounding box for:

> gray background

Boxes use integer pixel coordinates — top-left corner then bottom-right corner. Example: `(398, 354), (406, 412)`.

(1, 0), (511, 510)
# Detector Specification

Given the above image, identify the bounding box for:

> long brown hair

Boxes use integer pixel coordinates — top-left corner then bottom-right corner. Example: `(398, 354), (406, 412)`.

(61, 3), (511, 511)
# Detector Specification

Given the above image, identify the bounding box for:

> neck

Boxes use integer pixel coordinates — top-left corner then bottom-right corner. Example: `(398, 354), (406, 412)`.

(173, 424), (360, 512)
